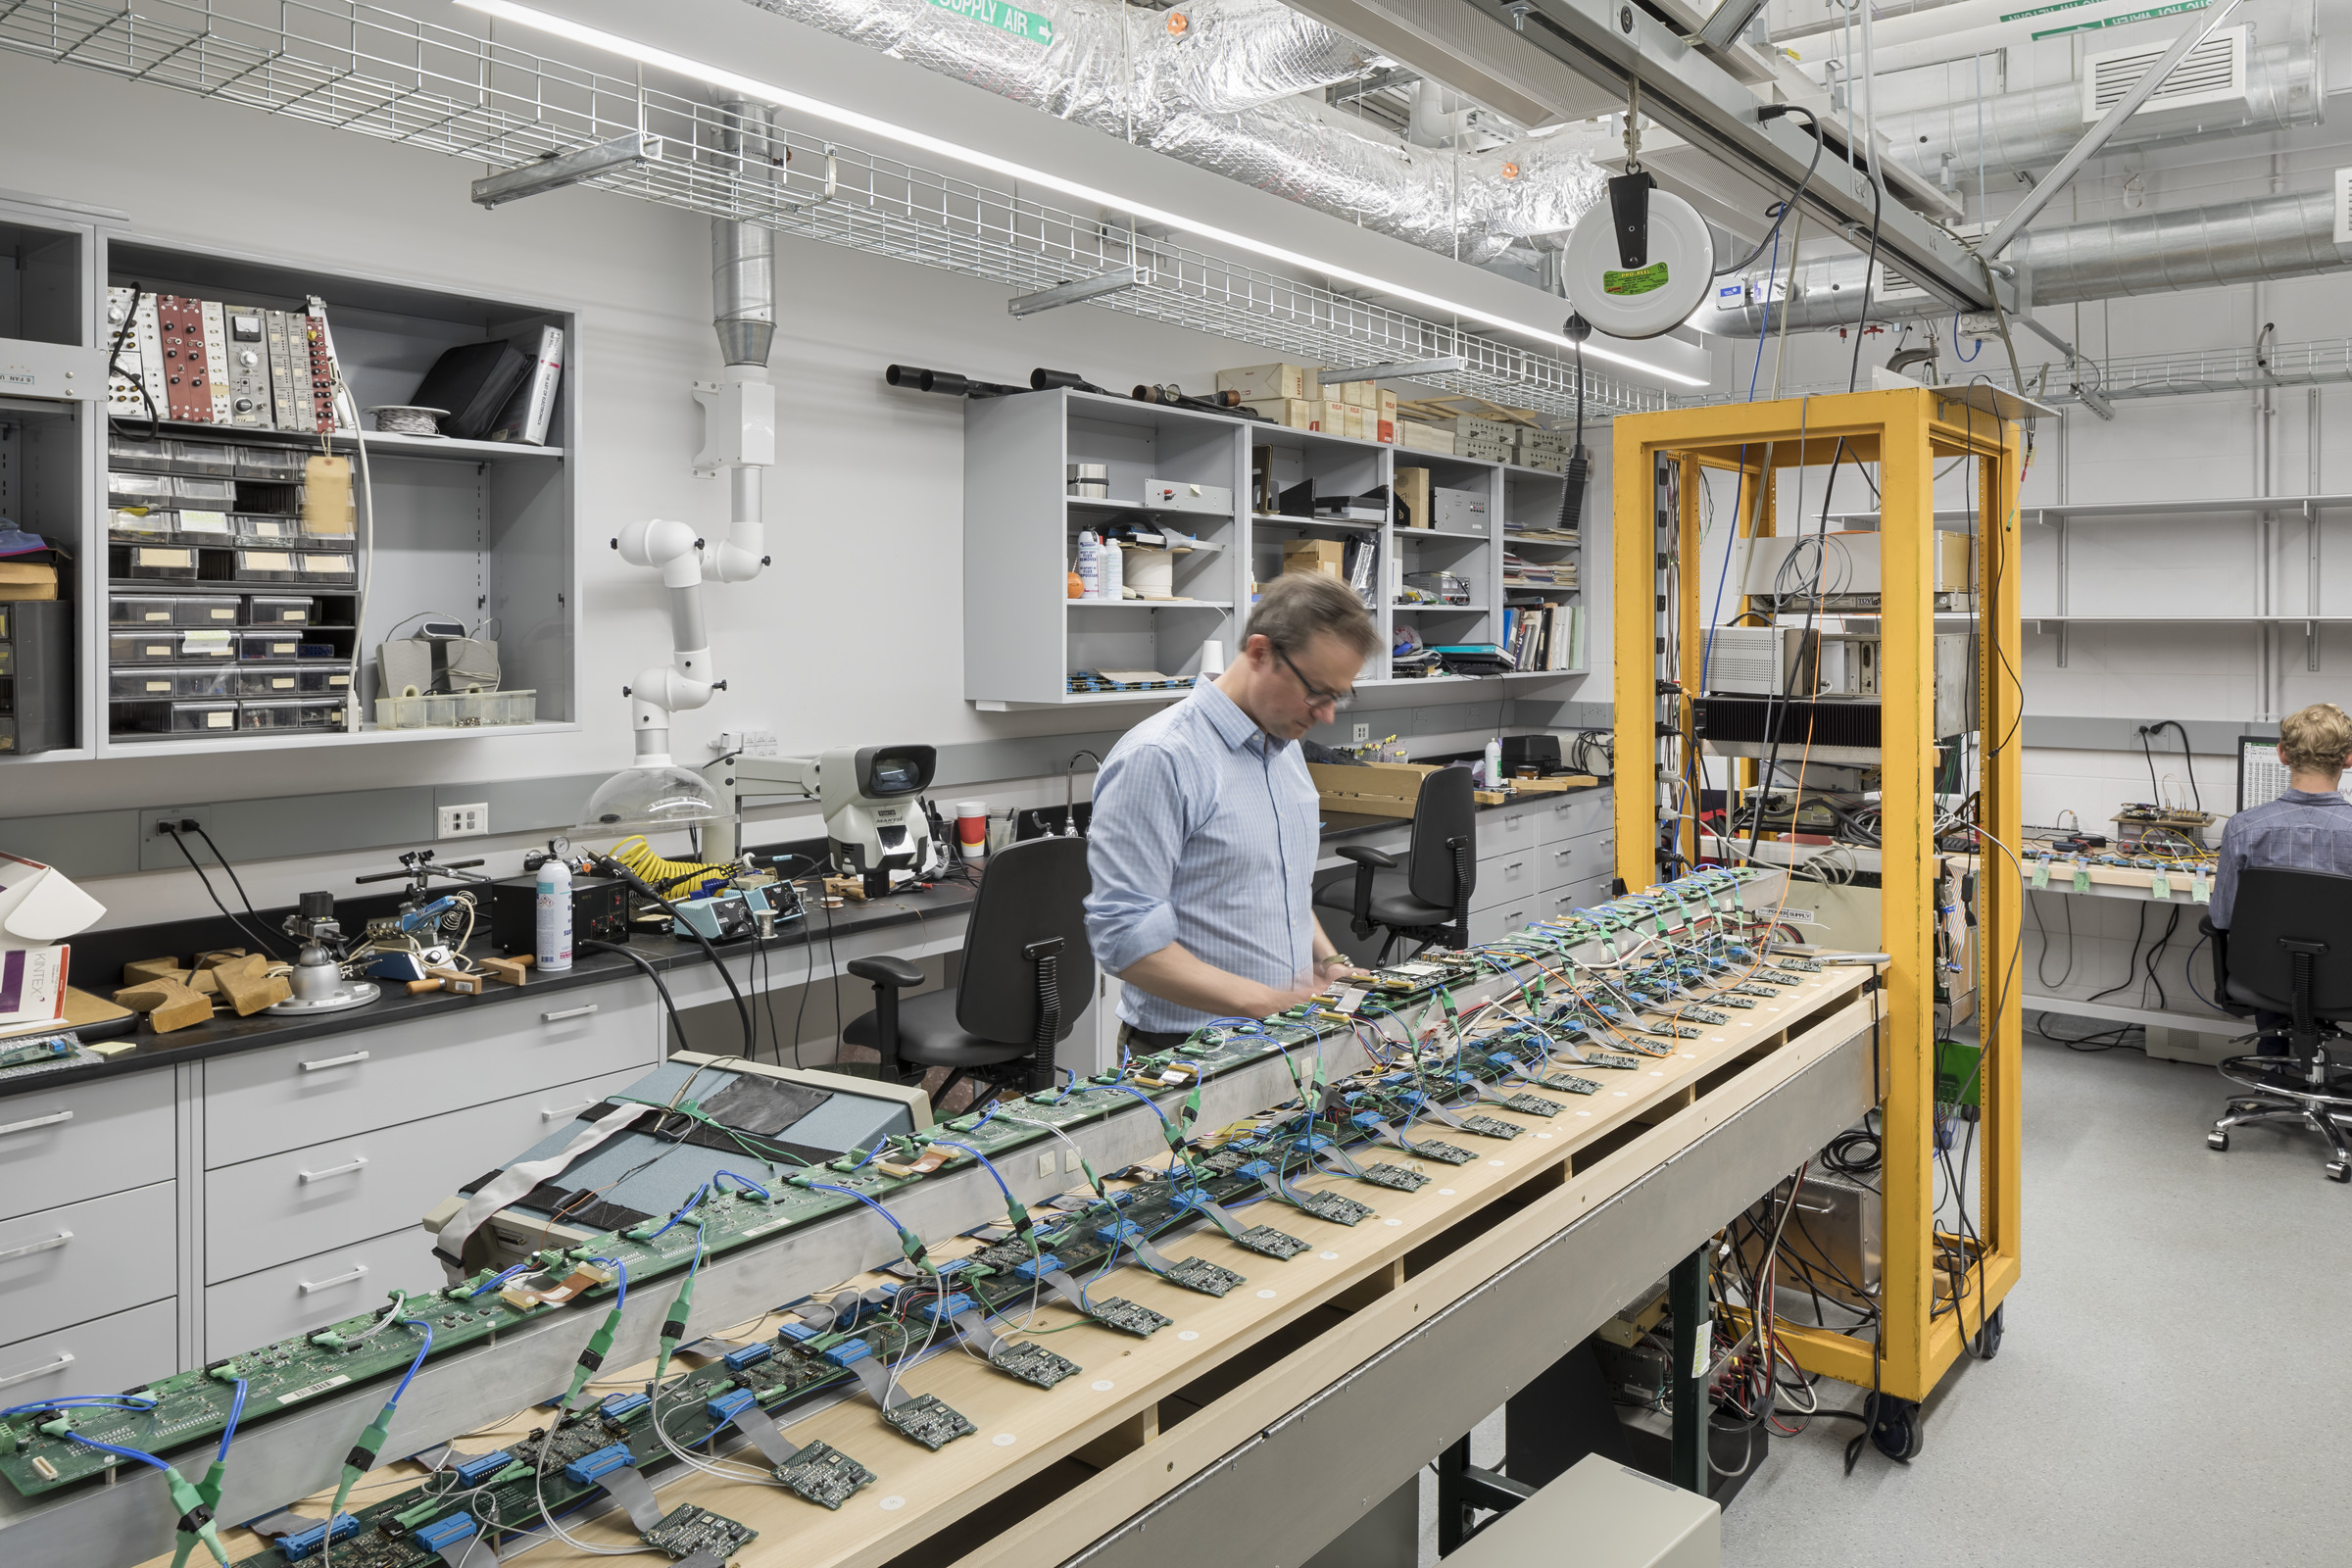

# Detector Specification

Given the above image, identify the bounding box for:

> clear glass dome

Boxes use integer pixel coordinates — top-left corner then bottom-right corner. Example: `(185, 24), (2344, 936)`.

(577, 763), (723, 835)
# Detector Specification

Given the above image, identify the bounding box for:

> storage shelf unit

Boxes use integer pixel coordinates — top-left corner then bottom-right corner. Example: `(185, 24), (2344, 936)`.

(964, 392), (1592, 707)
(90, 234), (578, 755)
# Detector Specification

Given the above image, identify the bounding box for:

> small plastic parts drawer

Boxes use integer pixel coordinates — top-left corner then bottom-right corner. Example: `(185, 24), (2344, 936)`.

(111, 666), (234, 701)
(233, 665), (348, 697)
(111, 699), (237, 735)
(245, 594), (315, 625)
(238, 697), (348, 731)
(169, 441), (239, 476)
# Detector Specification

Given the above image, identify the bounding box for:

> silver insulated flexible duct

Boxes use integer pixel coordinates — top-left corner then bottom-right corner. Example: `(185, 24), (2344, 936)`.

(712, 99), (780, 368)
(740, 0), (1604, 264)
(1717, 188), (2352, 335)
(1878, 40), (2323, 185)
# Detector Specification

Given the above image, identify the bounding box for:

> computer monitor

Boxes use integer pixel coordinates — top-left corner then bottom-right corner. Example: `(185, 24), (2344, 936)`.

(2239, 735), (2287, 812)
(2236, 734), (2352, 811)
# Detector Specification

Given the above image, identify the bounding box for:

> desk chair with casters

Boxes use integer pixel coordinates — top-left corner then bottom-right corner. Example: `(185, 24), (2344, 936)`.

(841, 836), (1095, 1110)
(2201, 867), (2352, 1182)
(1311, 765), (1477, 963)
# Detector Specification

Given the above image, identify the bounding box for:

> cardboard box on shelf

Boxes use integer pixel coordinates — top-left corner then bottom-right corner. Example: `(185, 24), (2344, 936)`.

(0, 562), (59, 602)
(1283, 539), (1348, 580)
(1325, 379), (1374, 408)
(1244, 398), (1315, 430)
(1400, 421), (1457, 455)
(1306, 760), (1440, 819)
(1446, 415), (1516, 444)
(1345, 406), (1368, 441)
(1217, 363), (1317, 402)
(1378, 387), (1398, 423)
(1375, 419), (1396, 445)
(1395, 466), (1432, 528)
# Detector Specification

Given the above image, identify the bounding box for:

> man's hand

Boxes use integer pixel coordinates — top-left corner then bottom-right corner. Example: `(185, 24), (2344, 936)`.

(1312, 953), (1365, 985)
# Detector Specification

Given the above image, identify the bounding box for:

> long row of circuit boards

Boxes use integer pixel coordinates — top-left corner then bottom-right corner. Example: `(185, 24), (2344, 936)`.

(0, 867), (1821, 1567)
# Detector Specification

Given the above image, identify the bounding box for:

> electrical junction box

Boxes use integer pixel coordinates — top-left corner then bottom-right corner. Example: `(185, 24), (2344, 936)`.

(1737, 1166), (1881, 1320)
(488, 871), (629, 955)
(1432, 486), (1489, 532)
(1441, 1452), (1718, 1567)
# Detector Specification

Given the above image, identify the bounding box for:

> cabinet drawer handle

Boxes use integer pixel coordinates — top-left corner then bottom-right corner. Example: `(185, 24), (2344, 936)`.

(0, 1352), (73, 1391)
(1504, 861), (1525, 875)
(541, 1004), (599, 1023)
(0, 1230), (72, 1264)
(299, 1051), (368, 1073)
(298, 1264), (369, 1295)
(0, 1108), (70, 1138)
(541, 1100), (594, 1121)
(297, 1156), (368, 1185)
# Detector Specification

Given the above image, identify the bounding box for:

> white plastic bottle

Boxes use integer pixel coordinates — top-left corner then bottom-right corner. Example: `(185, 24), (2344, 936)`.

(1101, 536), (1123, 601)
(1484, 736), (1503, 788)
(1076, 530), (1102, 599)
(536, 855), (573, 972)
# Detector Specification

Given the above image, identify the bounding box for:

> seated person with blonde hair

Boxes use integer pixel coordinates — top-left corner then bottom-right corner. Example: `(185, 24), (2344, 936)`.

(2211, 701), (2352, 1054)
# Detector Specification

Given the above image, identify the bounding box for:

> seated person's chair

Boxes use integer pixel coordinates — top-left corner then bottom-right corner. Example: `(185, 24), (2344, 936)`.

(1310, 765), (1477, 963)
(843, 836), (1094, 1110)
(2202, 866), (2352, 1182)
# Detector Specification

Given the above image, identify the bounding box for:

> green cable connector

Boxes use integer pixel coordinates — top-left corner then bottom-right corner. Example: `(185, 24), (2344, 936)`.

(332, 1399), (396, 1517)
(168, 1457), (228, 1568)
(897, 1227), (935, 1274)
(165, 1467), (228, 1565)
(393, 1498), (445, 1529)
(1004, 1196), (1034, 1241)
(653, 1272), (698, 1384)
(562, 1302), (626, 1408)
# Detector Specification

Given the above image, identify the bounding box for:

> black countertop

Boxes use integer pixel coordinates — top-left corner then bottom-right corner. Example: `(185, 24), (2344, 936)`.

(12, 780), (1609, 1102)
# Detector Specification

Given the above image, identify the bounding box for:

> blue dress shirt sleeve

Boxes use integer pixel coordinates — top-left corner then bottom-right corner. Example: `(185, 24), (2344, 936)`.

(1084, 743), (1190, 974)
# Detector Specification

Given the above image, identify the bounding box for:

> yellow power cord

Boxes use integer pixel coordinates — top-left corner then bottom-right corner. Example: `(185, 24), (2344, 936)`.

(605, 835), (731, 896)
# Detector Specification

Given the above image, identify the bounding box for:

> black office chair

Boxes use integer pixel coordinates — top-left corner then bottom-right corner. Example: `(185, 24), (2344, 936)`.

(2201, 867), (2352, 1182)
(842, 836), (1095, 1110)
(1310, 765), (1477, 963)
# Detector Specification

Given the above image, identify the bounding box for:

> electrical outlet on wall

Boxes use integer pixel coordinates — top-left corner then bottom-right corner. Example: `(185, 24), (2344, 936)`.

(1351, 722), (1370, 743)
(438, 804), (489, 839)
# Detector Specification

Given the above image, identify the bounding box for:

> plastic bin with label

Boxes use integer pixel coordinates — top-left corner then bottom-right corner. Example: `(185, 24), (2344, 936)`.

(108, 471), (174, 509)
(112, 595), (237, 629)
(110, 542), (199, 581)
(226, 548), (301, 582)
(108, 436), (173, 473)
(296, 552), (356, 583)
(375, 689), (536, 729)
(178, 630), (235, 662)
(245, 594), (315, 625)
(108, 508), (177, 541)
(112, 700), (237, 735)
(234, 514), (301, 543)
(234, 665), (347, 697)
(239, 697), (347, 731)
(111, 666), (234, 701)
(234, 446), (307, 480)
(172, 475), (237, 508)
(170, 442), (238, 477)
(234, 631), (308, 662)
(110, 631), (189, 664)
(174, 509), (234, 541)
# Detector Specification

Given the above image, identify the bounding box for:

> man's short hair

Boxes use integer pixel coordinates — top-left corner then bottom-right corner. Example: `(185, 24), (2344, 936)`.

(1245, 572), (1379, 659)
(2280, 703), (2352, 776)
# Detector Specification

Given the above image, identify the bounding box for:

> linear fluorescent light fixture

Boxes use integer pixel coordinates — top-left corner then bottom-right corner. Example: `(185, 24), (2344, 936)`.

(471, 131), (662, 208)
(452, 0), (1707, 388)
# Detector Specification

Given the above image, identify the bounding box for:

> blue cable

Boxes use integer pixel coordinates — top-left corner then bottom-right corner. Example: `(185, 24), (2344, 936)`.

(63, 1433), (172, 1472)
(800, 1181), (916, 1238)
(591, 1256), (629, 1308)
(390, 1316), (434, 1403)
(927, 1140), (1015, 1205)
(1954, 313), (1982, 363)
(460, 1264), (528, 1299)
(0, 1395), (159, 1420)
(643, 1184), (711, 1241)
(710, 1169), (769, 1199)
(217, 1381), (248, 1463)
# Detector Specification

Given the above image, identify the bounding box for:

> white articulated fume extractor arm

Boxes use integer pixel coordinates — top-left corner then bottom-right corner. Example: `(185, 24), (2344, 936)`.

(608, 97), (777, 795)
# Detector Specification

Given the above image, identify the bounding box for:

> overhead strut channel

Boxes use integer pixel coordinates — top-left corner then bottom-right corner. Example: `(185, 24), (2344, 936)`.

(1450, 0), (2004, 316)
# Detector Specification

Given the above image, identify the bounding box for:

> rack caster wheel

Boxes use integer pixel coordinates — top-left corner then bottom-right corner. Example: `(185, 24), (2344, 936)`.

(1972, 1302), (2006, 1360)
(2208, 1131), (2230, 1152)
(1870, 1396), (1921, 1461)
(2327, 1161), (2349, 1184)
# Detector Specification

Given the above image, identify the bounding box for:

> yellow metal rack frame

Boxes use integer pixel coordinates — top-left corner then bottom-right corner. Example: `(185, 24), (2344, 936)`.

(1609, 388), (2025, 1405)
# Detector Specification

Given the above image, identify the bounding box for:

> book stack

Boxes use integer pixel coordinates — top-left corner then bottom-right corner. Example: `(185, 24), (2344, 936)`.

(1501, 603), (1584, 671)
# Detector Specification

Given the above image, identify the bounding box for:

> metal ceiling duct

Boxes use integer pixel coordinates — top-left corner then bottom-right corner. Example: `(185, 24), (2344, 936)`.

(1878, 40), (2323, 185)
(740, 0), (1605, 264)
(1715, 188), (2352, 335)
(711, 97), (780, 368)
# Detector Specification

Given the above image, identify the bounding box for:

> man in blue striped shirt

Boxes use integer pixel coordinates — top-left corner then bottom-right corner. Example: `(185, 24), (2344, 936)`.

(2212, 702), (2352, 1054)
(1085, 573), (1383, 1047)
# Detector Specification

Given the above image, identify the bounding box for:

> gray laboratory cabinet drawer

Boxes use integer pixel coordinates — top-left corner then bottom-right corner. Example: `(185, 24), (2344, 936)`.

(205, 1071), (643, 1283)
(0, 1298), (178, 1411)
(0, 1068), (175, 1223)
(204, 979), (657, 1164)
(205, 1225), (449, 1360)
(0, 1181), (177, 1343)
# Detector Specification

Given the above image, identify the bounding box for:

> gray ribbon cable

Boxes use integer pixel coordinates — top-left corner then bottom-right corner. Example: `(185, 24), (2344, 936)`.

(1038, 1267), (1093, 1312)
(596, 1465), (666, 1532)
(729, 1400), (804, 1467)
(431, 1101), (653, 1279)
(950, 1308), (1009, 1359)
(847, 1354), (911, 1410)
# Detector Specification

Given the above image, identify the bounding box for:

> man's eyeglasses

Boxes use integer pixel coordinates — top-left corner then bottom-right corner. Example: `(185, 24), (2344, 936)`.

(1275, 645), (1355, 712)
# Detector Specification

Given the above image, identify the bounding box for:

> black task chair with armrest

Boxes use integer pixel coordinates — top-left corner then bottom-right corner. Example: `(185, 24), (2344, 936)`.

(842, 835), (1095, 1112)
(1310, 765), (1477, 963)
(2201, 867), (2352, 1181)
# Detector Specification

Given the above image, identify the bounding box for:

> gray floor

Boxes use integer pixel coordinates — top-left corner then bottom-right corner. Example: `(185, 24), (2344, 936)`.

(1397, 1035), (2352, 1567)
(1720, 1034), (2352, 1567)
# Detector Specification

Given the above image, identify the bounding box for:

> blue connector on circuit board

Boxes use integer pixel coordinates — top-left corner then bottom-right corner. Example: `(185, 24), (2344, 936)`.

(1008, 1252), (1062, 1280)
(1095, 1220), (1147, 1246)
(278, 1513), (358, 1560)
(1233, 1160), (1276, 1184)
(450, 1449), (513, 1489)
(821, 1340), (873, 1369)
(413, 1515), (479, 1554)
(913, 1292), (976, 1323)
(599, 1391), (650, 1424)
(706, 1388), (759, 1427)
(722, 1342), (773, 1372)
(563, 1443), (636, 1487)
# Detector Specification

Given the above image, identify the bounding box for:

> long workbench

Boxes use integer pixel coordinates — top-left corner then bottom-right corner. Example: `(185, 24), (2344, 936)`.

(89, 923), (1882, 1568)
